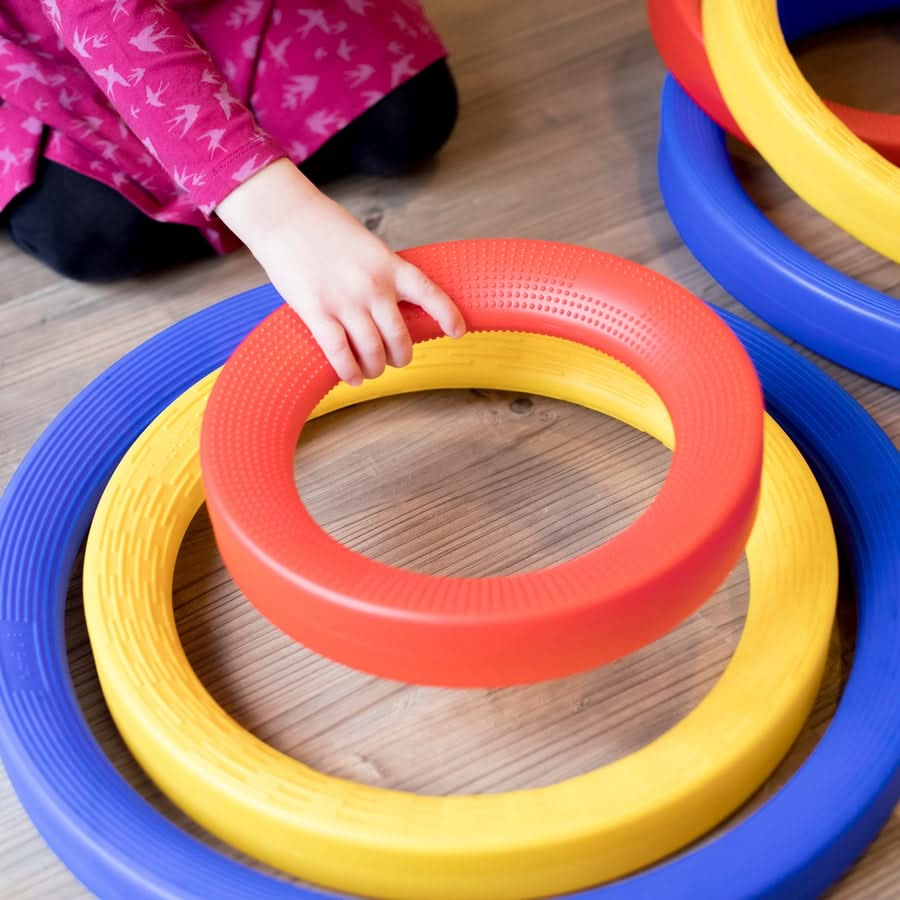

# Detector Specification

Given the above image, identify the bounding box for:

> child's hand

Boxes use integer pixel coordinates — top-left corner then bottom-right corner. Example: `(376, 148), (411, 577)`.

(216, 158), (466, 385)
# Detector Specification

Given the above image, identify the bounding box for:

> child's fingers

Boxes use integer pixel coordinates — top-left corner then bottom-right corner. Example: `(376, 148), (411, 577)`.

(395, 262), (467, 338)
(343, 311), (387, 381)
(306, 314), (364, 386)
(370, 298), (414, 369)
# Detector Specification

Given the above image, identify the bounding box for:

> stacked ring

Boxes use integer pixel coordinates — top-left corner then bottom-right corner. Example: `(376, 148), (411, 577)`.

(199, 239), (763, 687)
(703, 0), (900, 261)
(658, 76), (900, 388)
(647, 0), (900, 164)
(84, 331), (835, 899)
(1, 266), (898, 898)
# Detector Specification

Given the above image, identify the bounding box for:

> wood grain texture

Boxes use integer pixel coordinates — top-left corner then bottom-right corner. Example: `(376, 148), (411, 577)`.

(1, 2), (898, 897)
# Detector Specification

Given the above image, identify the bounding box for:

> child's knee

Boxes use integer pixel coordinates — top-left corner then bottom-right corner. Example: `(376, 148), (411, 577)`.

(351, 59), (459, 175)
(8, 204), (143, 282)
(5, 160), (210, 281)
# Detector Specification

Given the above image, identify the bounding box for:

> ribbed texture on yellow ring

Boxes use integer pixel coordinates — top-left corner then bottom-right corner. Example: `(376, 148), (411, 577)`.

(83, 332), (837, 900)
(704, 0), (900, 261)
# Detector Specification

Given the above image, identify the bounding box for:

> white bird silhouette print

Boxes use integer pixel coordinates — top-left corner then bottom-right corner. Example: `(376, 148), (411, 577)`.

(281, 74), (319, 110)
(241, 35), (260, 60)
(97, 139), (119, 162)
(6, 62), (49, 92)
(227, 0), (264, 29)
(172, 166), (204, 192)
(129, 104), (141, 118)
(391, 13), (417, 36)
(200, 69), (220, 85)
(112, 0), (129, 21)
(345, 64), (374, 88)
(230, 154), (262, 182)
(183, 33), (204, 53)
(58, 87), (81, 111)
(33, 97), (49, 112)
(76, 115), (103, 136)
(112, 170), (129, 188)
(145, 81), (169, 107)
(297, 9), (330, 39)
(0, 146), (20, 175)
(129, 67), (146, 85)
(287, 140), (308, 160)
(95, 64), (130, 97)
(214, 84), (241, 119)
(167, 103), (200, 137)
(73, 28), (108, 59)
(390, 53), (416, 87)
(20, 116), (42, 135)
(345, 0), (374, 15)
(201, 128), (226, 155)
(361, 89), (384, 106)
(337, 38), (356, 61)
(128, 24), (173, 54)
(0, 36), (12, 56)
(41, 0), (62, 32)
(266, 37), (292, 68)
(306, 108), (343, 136)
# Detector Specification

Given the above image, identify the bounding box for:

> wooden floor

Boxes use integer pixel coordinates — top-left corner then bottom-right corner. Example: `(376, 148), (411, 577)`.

(2, 1), (898, 897)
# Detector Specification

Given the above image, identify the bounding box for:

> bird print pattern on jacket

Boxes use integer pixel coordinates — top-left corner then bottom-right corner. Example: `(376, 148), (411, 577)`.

(0, 1), (446, 251)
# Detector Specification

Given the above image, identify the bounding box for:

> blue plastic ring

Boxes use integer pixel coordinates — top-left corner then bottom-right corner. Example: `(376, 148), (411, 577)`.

(776, 0), (900, 39)
(658, 76), (900, 388)
(1, 283), (898, 898)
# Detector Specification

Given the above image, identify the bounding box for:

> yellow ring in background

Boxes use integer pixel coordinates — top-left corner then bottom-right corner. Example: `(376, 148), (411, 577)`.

(82, 331), (837, 900)
(704, 0), (900, 262)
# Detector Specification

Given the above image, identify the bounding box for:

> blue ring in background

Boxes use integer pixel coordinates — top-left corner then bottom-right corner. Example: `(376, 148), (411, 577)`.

(776, 0), (900, 38)
(0, 283), (898, 898)
(658, 76), (900, 388)
(776, 0), (899, 41)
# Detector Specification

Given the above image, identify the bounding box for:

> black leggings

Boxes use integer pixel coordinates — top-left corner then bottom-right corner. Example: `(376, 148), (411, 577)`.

(2, 60), (457, 282)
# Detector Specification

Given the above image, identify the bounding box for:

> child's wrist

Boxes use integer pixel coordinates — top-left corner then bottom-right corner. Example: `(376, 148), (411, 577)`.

(215, 157), (321, 247)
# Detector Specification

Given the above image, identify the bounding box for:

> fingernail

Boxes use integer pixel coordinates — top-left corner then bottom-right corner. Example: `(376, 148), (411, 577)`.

(348, 376), (363, 387)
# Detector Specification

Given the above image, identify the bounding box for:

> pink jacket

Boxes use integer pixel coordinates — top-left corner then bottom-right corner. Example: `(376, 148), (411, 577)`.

(0, 1), (445, 251)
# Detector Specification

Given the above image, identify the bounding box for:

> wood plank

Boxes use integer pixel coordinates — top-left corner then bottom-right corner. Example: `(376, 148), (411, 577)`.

(1, 2), (897, 897)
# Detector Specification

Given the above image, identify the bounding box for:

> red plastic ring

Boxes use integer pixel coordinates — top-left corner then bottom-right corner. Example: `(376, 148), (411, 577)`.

(200, 239), (763, 687)
(647, 0), (900, 166)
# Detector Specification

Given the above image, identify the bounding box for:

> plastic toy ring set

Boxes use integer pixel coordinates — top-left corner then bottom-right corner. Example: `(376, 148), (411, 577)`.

(1, 2), (899, 897)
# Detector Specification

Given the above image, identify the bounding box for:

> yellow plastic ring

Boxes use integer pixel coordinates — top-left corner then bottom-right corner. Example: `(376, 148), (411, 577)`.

(704, 0), (900, 262)
(83, 331), (837, 900)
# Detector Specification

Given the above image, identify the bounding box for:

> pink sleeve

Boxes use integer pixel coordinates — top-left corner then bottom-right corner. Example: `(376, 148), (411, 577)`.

(47, 0), (286, 213)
